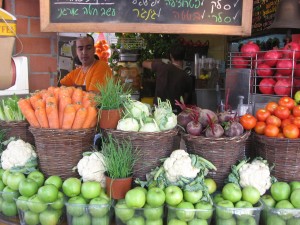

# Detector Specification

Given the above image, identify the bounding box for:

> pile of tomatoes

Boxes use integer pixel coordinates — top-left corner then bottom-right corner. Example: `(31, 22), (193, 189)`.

(94, 40), (110, 62)
(240, 96), (300, 139)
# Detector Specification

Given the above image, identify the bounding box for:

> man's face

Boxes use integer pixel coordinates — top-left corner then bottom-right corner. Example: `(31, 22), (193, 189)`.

(76, 37), (95, 66)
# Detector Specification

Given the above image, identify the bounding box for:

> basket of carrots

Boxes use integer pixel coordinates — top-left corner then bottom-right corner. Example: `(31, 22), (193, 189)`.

(18, 86), (97, 179)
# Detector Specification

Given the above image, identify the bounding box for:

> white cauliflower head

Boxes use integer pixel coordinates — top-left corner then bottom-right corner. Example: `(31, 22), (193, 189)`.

(239, 159), (272, 195)
(1, 139), (37, 170)
(163, 149), (200, 183)
(77, 152), (106, 187)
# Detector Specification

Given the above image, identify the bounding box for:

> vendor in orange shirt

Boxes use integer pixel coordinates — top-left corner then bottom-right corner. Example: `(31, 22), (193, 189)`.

(60, 34), (112, 92)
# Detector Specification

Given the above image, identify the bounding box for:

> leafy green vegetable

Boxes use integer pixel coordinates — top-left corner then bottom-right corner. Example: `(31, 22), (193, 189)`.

(0, 94), (24, 121)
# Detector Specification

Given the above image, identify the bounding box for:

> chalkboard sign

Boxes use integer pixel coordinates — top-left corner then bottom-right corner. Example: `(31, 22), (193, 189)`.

(252, 0), (279, 34)
(40, 0), (253, 36)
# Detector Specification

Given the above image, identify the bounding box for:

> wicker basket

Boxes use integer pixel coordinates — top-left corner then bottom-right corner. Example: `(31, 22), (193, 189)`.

(0, 120), (35, 146)
(103, 128), (179, 181)
(254, 133), (300, 182)
(182, 131), (251, 189)
(29, 127), (96, 180)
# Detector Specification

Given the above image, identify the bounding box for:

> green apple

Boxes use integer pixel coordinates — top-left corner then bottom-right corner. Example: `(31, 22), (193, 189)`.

(216, 200), (235, 220)
(168, 218), (187, 225)
(271, 182), (291, 201)
(72, 213), (91, 225)
(16, 195), (29, 211)
(275, 200), (295, 220)
(213, 193), (224, 204)
(215, 217), (236, 225)
(0, 180), (5, 191)
(176, 201), (195, 222)
(62, 177), (82, 197)
(19, 178), (39, 197)
(195, 200), (213, 220)
(6, 171), (26, 191)
(235, 200), (253, 208)
(183, 189), (203, 204)
(114, 199), (134, 223)
(88, 196), (110, 217)
(237, 216), (256, 225)
(146, 187), (165, 207)
(44, 175), (63, 189)
(91, 215), (110, 225)
(287, 217), (300, 225)
(294, 90), (300, 104)
(50, 191), (65, 210)
(165, 185), (183, 207)
(2, 169), (11, 186)
(204, 178), (217, 194)
(261, 194), (276, 208)
(27, 171), (45, 188)
(125, 188), (146, 208)
(145, 218), (163, 225)
(2, 200), (17, 217)
(290, 189), (300, 208)
(0, 168), (5, 180)
(37, 184), (59, 203)
(235, 201), (254, 221)
(242, 186), (260, 205)
(27, 194), (47, 213)
(266, 214), (285, 225)
(81, 181), (101, 199)
(289, 181), (300, 192)
(2, 186), (20, 202)
(143, 203), (163, 220)
(39, 208), (61, 225)
(127, 216), (145, 225)
(134, 186), (148, 195)
(188, 218), (208, 225)
(24, 210), (39, 225)
(66, 195), (87, 217)
(222, 183), (242, 203)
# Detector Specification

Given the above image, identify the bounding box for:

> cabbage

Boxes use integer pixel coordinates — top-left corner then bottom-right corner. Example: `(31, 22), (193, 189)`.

(116, 118), (139, 132)
(123, 98), (150, 121)
(154, 98), (177, 131)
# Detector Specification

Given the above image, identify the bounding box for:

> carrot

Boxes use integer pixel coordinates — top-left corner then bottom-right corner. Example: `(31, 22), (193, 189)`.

(73, 101), (82, 111)
(72, 107), (88, 129)
(82, 92), (96, 108)
(47, 86), (56, 95)
(53, 87), (60, 101)
(34, 99), (46, 110)
(46, 96), (57, 106)
(18, 98), (40, 128)
(66, 86), (75, 97)
(35, 106), (49, 128)
(58, 87), (71, 99)
(58, 96), (72, 128)
(72, 88), (83, 104)
(61, 104), (76, 129)
(82, 106), (98, 129)
(46, 102), (59, 129)
(29, 94), (42, 109)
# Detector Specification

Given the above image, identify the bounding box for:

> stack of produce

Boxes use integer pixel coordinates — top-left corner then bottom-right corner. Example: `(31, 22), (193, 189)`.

(18, 86), (98, 130)
(94, 39), (110, 62)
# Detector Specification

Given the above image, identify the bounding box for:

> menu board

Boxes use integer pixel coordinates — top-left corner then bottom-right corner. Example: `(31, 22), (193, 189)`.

(40, 0), (253, 36)
(252, 0), (279, 33)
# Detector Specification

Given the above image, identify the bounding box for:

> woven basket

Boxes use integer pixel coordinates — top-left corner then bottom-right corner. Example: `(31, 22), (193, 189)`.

(182, 131), (251, 189)
(254, 133), (300, 182)
(0, 120), (35, 146)
(29, 127), (95, 180)
(103, 128), (179, 181)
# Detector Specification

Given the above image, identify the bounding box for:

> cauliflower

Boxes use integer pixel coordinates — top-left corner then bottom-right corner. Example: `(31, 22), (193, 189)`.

(227, 157), (276, 195)
(76, 152), (106, 187)
(1, 139), (37, 171)
(163, 150), (200, 182)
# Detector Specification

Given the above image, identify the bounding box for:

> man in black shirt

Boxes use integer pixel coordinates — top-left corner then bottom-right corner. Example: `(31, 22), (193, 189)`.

(142, 45), (193, 114)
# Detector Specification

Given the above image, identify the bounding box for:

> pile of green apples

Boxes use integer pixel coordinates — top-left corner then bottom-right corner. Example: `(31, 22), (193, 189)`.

(213, 183), (262, 225)
(260, 181), (300, 225)
(62, 177), (111, 225)
(0, 169), (65, 225)
(115, 178), (217, 225)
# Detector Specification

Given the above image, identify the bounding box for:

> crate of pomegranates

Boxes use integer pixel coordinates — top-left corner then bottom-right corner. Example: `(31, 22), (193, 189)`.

(177, 100), (251, 189)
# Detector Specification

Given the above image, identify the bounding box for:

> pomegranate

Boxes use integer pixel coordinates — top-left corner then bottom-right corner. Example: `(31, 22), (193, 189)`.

(263, 50), (282, 67)
(283, 41), (300, 60)
(232, 56), (249, 68)
(276, 59), (294, 76)
(256, 63), (274, 77)
(259, 78), (276, 94)
(294, 64), (300, 77)
(275, 72), (291, 81)
(293, 78), (300, 94)
(274, 79), (292, 96)
(251, 52), (265, 69)
(241, 41), (260, 59)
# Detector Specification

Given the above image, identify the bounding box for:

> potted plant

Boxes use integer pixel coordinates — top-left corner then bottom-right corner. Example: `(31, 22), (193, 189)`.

(95, 75), (130, 129)
(101, 135), (138, 199)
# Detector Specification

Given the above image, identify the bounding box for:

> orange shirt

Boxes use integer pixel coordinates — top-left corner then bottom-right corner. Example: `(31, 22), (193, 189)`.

(60, 60), (112, 92)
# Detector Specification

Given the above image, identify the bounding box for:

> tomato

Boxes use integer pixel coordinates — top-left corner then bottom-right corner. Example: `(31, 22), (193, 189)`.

(264, 124), (280, 137)
(292, 116), (300, 128)
(273, 105), (291, 120)
(283, 124), (299, 139)
(266, 115), (282, 127)
(277, 132), (285, 138)
(292, 105), (300, 117)
(281, 118), (292, 129)
(240, 114), (257, 130)
(265, 102), (278, 114)
(255, 109), (271, 122)
(278, 96), (296, 110)
(254, 121), (266, 134)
